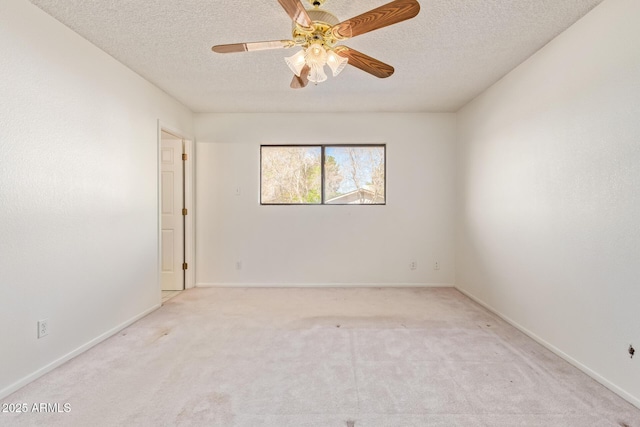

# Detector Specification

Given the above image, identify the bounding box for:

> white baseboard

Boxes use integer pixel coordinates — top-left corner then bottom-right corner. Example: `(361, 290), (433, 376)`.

(0, 304), (161, 400)
(455, 286), (640, 410)
(196, 282), (455, 288)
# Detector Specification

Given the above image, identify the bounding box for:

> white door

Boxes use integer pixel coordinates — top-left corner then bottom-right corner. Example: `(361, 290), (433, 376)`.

(160, 133), (184, 291)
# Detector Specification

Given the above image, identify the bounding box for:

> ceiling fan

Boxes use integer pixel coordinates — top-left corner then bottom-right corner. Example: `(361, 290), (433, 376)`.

(212, 0), (420, 89)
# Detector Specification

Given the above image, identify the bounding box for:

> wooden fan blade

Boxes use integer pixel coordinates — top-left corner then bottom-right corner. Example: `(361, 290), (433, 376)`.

(212, 40), (295, 53)
(332, 0), (420, 40)
(335, 46), (394, 78)
(290, 65), (310, 89)
(278, 0), (313, 28)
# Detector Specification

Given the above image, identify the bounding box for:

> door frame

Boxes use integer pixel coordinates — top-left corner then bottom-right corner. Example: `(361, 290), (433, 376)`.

(157, 121), (195, 291)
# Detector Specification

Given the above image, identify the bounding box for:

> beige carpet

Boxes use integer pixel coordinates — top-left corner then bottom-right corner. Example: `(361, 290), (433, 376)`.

(161, 290), (182, 304)
(2, 287), (639, 426)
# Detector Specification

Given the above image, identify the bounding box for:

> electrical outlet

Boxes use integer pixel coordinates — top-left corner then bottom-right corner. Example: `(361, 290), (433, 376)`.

(409, 261), (417, 270)
(37, 319), (49, 339)
(434, 261), (440, 270)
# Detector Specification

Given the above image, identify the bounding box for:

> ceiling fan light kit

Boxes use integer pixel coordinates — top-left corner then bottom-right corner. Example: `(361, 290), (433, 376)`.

(212, 0), (420, 89)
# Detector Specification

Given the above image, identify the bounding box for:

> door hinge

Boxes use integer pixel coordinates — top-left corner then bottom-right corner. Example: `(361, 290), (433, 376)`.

(182, 263), (188, 270)
(182, 153), (187, 161)
(182, 208), (188, 216)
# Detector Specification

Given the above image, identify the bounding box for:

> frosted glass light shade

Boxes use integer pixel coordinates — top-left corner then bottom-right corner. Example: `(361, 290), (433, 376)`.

(285, 49), (306, 76)
(308, 64), (328, 83)
(305, 43), (328, 68)
(326, 50), (348, 76)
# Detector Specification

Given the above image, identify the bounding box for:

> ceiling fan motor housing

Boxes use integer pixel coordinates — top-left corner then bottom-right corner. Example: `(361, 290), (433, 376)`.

(306, 9), (339, 26)
(292, 8), (341, 48)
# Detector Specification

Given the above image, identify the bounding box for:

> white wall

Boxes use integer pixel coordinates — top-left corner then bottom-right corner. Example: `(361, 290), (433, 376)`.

(0, 0), (193, 398)
(455, 0), (640, 406)
(195, 113), (456, 286)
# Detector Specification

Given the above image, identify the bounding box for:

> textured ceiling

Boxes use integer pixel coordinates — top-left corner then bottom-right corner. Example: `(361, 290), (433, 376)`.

(29, 0), (603, 113)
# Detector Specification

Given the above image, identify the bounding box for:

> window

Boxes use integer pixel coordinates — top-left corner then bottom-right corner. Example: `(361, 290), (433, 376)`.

(260, 145), (386, 205)
(260, 146), (322, 204)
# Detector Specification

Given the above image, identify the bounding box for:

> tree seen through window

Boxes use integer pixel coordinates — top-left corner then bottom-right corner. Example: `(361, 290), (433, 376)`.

(260, 145), (385, 205)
